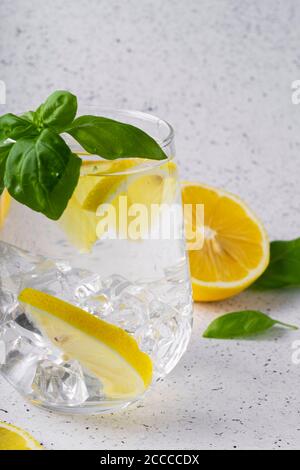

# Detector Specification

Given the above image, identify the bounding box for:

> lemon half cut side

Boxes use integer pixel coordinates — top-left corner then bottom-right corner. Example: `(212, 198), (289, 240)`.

(182, 182), (270, 301)
(19, 288), (153, 399)
(0, 422), (43, 450)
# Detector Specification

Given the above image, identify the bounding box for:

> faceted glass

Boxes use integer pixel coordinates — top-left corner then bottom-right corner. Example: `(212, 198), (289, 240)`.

(0, 109), (193, 414)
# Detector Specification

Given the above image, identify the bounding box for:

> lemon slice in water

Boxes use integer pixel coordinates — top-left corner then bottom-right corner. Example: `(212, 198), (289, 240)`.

(19, 288), (153, 399)
(59, 159), (177, 252)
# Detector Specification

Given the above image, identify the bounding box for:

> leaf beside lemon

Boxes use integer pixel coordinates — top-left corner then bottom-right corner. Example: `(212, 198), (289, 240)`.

(0, 421), (43, 450)
(182, 182), (269, 301)
(19, 288), (153, 399)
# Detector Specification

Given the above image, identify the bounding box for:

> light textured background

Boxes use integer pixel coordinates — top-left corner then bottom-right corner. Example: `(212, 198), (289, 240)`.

(1, 0), (300, 450)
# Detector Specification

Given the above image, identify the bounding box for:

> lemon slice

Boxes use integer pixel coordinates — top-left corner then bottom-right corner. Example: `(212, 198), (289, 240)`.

(0, 189), (11, 229)
(19, 288), (153, 399)
(77, 159), (144, 211)
(182, 182), (269, 301)
(59, 159), (177, 251)
(0, 422), (43, 450)
(58, 159), (143, 252)
(58, 196), (99, 253)
(127, 162), (178, 208)
(111, 162), (178, 237)
(78, 160), (177, 212)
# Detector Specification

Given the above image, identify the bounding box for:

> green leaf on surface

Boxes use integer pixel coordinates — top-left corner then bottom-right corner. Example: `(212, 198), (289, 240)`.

(4, 129), (81, 220)
(203, 310), (298, 339)
(0, 141), (14, 195)
(0, 113), (38, 141)
(67, 115), (168, 160)
(253, 238), (300, 289)
(35, 90), (77, 133)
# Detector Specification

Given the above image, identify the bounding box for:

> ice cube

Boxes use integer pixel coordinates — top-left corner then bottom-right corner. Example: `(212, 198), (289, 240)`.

(140, 260), (193, 316)
(0, 241), (44, 290)
(33, 359), (89, 406)
(99, 279), (150, 335)
(0, 242), (45, 318)
(0, 321), (47, 394)
(77, 292), (114, 317)
(138, 304), (192, 375)
(73, 273), (113, 316)
(101, 274), (132, 298)
(108, 293), (149, 334)
(0, 288), (18, 324)
(83, 370), (104, 402)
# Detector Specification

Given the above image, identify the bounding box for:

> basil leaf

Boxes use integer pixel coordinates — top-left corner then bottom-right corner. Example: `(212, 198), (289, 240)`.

(4, 129), (81, 220)
(35, 90), (77, 133)
(67, 115), (167, 160)
(203, 310), (298, 339)
(21, 111), (36, 123)
(253, 238), (300, 289)
(0, 141), (13, 194)
(0, 113), (38, 140)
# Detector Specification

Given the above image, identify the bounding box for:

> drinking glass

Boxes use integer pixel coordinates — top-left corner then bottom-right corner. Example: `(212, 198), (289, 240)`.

(0, 108), (193, 414)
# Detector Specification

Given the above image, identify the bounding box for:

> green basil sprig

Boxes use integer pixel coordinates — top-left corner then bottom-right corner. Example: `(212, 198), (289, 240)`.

(203, 310), (298, 339)
(253, 238), (300, 289)
(0, 90), (167, 220)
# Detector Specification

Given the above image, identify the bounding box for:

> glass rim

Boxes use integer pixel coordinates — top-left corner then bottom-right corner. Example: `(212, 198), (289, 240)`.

(67, 106), (175, 177)
(77, 154), (175, 177)
(77, 105), (175, 149)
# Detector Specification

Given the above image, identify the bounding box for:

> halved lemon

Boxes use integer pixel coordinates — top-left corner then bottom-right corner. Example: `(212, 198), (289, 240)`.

(0, 189), (11, 229)
(182, 182), (269, 301)
(0, 421), (43, 450)
(19, 288), (153, 399)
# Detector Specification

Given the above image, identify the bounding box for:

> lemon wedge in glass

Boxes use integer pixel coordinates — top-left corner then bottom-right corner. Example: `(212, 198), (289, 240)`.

(19, 288), (153, 399)
(59, 159), (177, 252)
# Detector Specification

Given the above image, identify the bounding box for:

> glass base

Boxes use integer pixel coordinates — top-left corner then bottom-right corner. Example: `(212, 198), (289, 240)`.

(28, 397), (137, 415)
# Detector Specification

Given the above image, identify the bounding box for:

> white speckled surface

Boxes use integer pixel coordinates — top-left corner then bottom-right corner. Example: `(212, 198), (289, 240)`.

(1, 0), (300, 450)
